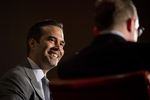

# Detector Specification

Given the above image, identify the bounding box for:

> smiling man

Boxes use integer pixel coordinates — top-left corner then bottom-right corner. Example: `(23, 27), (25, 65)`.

(0, 19), (65, 100)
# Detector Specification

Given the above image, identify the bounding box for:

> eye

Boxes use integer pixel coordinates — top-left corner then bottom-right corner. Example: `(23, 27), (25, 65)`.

(60, 41), (65, 48)
(48, 36), (56, 42)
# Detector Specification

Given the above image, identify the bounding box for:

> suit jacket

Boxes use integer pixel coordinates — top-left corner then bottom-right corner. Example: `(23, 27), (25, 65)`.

(0, 59), (45, 100)
(58, 33), (150, 79)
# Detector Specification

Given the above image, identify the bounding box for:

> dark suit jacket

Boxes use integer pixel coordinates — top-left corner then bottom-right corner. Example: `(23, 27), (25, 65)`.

(0, 59), (45, 100)
(58, 34), (150, 79)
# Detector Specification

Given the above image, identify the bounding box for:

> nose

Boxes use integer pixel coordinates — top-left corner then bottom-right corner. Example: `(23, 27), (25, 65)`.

(51, 46), (59, 51)
(50, 42), (64, 56)
(52, 41), (61, 51)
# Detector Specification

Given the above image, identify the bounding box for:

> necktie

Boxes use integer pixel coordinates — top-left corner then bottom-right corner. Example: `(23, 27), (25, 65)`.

(42, 76), (50, 100)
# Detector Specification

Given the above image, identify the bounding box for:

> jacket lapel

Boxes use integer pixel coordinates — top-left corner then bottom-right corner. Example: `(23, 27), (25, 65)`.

(21, 59), (44, 100)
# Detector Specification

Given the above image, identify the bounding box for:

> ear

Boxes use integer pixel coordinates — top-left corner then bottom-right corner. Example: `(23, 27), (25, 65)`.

(127, 17), (135, 33)
(92, 26), (101, 37)
(28, 38), (37, 50)
(126, 18), (132, 32)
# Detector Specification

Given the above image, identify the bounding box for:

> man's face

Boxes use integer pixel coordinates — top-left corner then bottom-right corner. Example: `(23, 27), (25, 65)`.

(33, 25), (65, 69)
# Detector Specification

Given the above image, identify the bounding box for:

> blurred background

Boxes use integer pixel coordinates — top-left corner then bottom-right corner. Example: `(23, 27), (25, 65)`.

(0, 0), (149, 79)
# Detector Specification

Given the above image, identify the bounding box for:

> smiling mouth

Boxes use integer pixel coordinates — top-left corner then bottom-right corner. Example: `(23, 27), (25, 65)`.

(50, 53), (58, 58)
(48, 51), (59, 59)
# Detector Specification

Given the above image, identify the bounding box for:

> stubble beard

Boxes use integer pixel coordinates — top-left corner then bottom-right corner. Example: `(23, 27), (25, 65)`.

(42, 55), (59, 70)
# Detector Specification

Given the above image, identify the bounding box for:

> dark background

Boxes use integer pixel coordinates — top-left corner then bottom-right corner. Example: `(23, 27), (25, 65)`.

(0, 0), (149, 79)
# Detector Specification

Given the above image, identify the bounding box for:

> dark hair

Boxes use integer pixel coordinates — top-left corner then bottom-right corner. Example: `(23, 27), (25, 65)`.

(27, 19), (63, 54)
(95, 0), (136, 30)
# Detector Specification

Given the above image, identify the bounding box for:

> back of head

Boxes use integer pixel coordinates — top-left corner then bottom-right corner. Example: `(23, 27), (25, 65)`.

(95, 0), (137, 31)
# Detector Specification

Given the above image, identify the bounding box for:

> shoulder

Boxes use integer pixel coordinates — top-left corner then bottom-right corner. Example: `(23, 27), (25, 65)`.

(0, 65), (34, 100)
(0, 66), (29, 88)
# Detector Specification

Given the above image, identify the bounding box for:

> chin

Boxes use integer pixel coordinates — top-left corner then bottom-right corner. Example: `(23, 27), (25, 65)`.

(49, 60), (59, 67)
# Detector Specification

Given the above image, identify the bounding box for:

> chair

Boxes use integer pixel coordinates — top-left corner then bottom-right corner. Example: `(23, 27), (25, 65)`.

(50, 71), (150, 100)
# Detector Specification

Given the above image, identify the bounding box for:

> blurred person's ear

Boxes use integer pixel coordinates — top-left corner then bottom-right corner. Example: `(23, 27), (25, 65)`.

(127, 17), (136, 33)
(127, 18), (132, 33)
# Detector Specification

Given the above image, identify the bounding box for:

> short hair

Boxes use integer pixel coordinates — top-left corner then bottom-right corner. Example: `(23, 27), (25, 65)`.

(95, 0), (137, 30)
(27, 19), (63, 54)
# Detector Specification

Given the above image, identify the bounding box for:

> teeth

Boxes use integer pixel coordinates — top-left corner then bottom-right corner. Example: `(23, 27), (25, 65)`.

(51, 54), (58, 58)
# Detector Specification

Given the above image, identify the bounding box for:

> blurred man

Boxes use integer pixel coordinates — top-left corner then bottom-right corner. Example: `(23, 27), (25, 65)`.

(58, 0), (150, 79)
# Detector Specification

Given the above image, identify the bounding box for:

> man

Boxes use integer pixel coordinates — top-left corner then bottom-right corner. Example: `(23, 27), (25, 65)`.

(58, 0), (150, 79)
(0, 19), (65, 100)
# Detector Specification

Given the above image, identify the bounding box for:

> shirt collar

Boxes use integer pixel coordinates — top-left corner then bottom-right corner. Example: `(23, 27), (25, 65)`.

(27, 57), (45, 82)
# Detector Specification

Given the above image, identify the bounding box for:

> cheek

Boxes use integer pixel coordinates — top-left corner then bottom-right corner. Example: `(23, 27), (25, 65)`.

(41, 44), (50, 54)
(45, 42), (53, 49)
(60, 49), (64, 56)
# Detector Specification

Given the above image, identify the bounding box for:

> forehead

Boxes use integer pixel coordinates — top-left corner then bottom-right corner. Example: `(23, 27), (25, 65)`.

(41, 25), (64, 40)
